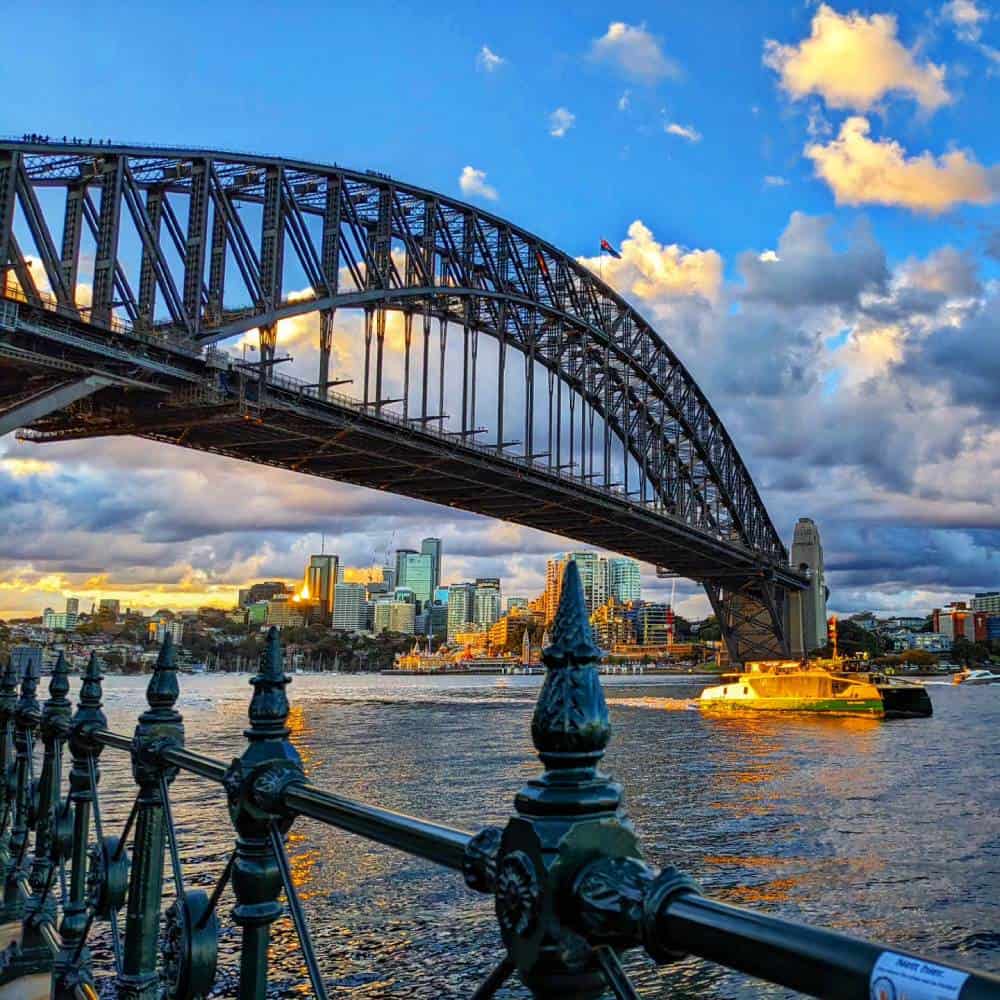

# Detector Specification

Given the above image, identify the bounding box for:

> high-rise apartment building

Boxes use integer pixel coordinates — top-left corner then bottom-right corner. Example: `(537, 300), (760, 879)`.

(447, 583), (477, 640)
(545, 552), (608, 621)
(474, 578), (502, 629)
(973, 592), (1000, 613)
(333, 583), (370, 631)
(421, 538), (442, 590)
(608, 558), (641, 603)
(305, 554), (339, 622)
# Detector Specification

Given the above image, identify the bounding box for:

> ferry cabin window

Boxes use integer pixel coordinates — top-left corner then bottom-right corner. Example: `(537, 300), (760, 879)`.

(743, 686), (748, 694)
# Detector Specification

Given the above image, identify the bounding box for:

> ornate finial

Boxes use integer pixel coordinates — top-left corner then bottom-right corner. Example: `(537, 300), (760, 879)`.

(16, 653), (41, 728)
(542, 560), (604, 670)
(48, 652), (70, 705)
(0, 657), (17, 696)
(78, 653), (104, 711)
(530, 560), (611, 768)
(146, 633), (180, 715)
(246, 627), (291, 742)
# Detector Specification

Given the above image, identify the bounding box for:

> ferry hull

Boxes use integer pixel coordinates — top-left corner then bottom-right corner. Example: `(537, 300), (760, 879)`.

(700, 696), (884, 716)
(699, 668), (886, 717)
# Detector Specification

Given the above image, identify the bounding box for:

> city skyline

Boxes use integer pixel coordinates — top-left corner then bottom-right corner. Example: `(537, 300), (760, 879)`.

(1, 1), (998, 621)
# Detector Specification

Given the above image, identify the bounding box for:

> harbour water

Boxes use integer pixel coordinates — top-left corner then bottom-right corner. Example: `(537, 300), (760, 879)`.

(86, 672), (999, 997)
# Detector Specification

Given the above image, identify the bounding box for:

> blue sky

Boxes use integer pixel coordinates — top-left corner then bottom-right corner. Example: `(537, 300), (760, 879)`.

(1, 1), (998, 619)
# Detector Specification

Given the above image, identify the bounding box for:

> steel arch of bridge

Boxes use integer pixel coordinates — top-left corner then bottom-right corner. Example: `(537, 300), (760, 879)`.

(0, 139), (805, 660)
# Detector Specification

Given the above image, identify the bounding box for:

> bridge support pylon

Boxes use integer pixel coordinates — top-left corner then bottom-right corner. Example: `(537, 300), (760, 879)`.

(705, 575), (793, 665)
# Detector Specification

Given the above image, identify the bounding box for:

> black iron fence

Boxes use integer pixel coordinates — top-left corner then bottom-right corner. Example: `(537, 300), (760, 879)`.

(0, 561), (997, 999)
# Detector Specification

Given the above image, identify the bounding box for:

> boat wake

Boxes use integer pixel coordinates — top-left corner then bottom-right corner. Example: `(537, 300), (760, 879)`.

(607, 696), (699, 711)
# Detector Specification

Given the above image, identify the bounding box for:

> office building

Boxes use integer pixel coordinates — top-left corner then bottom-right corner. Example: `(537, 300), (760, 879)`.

(507, 596), (528, 612)
(421, 537), (442, 590)
(397, 552), (435, 605)
(373, 599), (415, 636)
(394, 549), (417, 589)
(608, 558), (641, 603)
(65, 597), (79, 617)
(333, 584), (370, 631)
(305, 554), (339, 622)
(933, 603), (972, 640)
(239, 582), (291, 607)
(98, 598), (121, 617)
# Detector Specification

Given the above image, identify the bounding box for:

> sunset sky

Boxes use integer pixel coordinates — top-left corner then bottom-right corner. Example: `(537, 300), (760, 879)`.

(1, 1), (998, 619)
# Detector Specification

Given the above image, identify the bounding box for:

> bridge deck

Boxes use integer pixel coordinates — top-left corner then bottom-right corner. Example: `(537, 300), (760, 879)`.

(0, 295), (805, 589)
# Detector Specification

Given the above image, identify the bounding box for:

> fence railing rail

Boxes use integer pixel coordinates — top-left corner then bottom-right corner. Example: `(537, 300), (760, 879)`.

(0, 561), (996, 999)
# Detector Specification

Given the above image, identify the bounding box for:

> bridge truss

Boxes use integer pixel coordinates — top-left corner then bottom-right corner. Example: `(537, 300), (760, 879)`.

(0, 139), (806, 660)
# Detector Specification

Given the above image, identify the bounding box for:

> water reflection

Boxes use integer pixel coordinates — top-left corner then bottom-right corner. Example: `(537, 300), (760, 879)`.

(77, 673), (998, 997)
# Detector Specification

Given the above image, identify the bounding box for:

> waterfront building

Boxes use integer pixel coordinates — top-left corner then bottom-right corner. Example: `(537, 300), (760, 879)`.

(608, 558), (641, 603)
(373, 599), (415, 636)
(630, 603), (671, 646)
(304, 554), (339, 623)
(333, 583), (370, 631)
(789, 517), (828, 653)
(474, 578), (502, 628)
(487, 609), (533, 653)
(421, 537), (442, 590)
(447, 583), (476, 640)
(590, 599), (630, 649)
(972, 592), (1000, 614)
(933, 602), (972, 640)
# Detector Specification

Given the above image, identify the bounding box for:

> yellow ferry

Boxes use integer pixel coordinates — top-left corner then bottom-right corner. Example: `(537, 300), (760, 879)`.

(699, 660), (932, 718)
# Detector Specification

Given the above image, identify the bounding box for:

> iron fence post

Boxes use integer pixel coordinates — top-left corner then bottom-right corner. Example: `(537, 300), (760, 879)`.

(0, 652), (71, 981)
(485, 560), (646, 998)
(2, 655), (40, 922)
(0, 657), (20, 923)
(224, 626), (304, 1000)
(118, 634), (184, 999)
(53, 652), (106, 999)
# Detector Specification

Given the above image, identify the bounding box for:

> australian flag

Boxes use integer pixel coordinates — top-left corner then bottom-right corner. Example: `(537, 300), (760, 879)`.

(600, 238), (622, 259)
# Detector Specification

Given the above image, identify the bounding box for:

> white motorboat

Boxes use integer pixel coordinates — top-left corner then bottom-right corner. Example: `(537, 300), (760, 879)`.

(952, 668), (1000, 686)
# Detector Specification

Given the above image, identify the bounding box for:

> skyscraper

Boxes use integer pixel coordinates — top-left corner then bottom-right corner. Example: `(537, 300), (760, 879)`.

(333, 583), (369, 631)
(609, 558), (641, 603)
(421, 538), (442, 590)
(398, 552), (435, 606)
(545, 552), (607, 621)
(305, 554), (339, 623)
(394, 549), (417, 588)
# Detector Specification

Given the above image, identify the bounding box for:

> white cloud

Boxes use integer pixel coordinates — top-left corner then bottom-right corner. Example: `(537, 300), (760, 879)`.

(665, 122), (701, 143)
(458, 165), (499, 202)
(590, 22), (679, 84)
(764, 4), (950, 112)
(476, 45), (505, 73)
(942, 0), (989, 42)
(617, 90), (631, 112)
(806, 116), (999, 214)
(577, 220), (723, 306)
(548, 107), (576, 138)
(764, 175), (788, 187)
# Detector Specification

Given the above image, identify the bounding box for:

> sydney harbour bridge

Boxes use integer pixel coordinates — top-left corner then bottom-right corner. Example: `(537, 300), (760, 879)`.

(0, 139), (810, 661)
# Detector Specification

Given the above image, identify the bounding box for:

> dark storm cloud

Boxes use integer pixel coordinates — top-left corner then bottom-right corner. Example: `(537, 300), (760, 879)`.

(737, 213), (888, 309)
